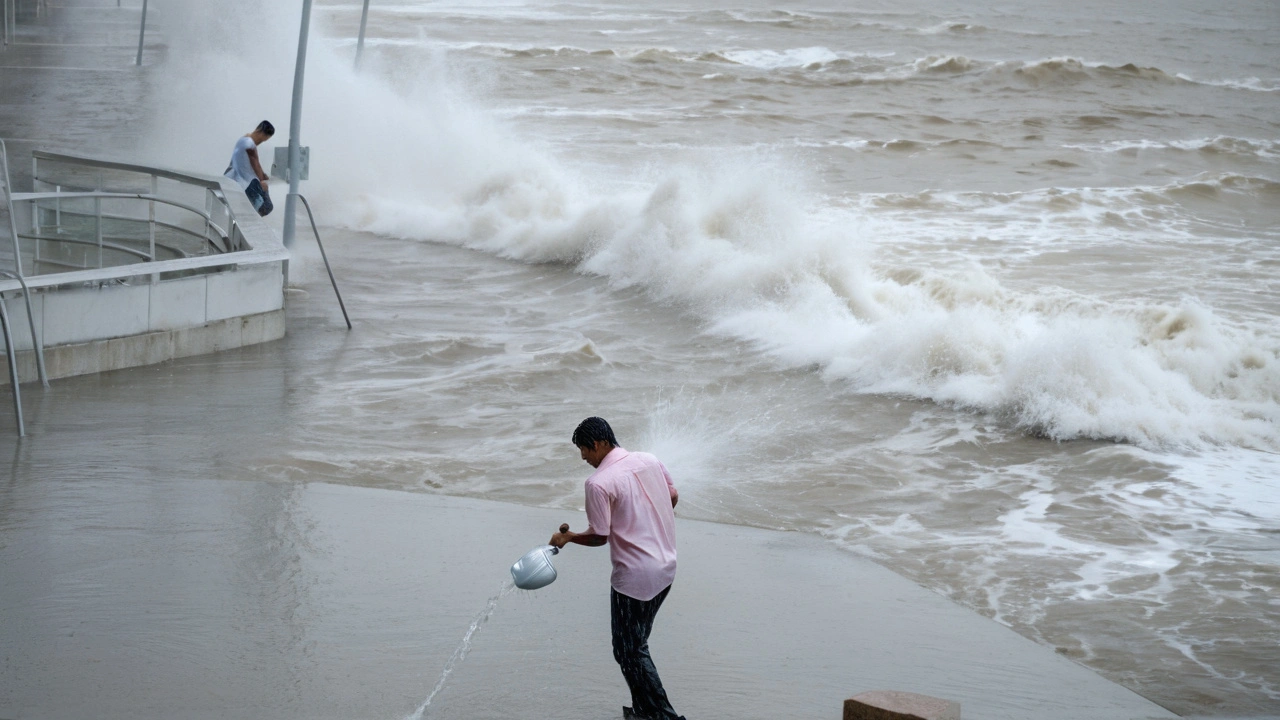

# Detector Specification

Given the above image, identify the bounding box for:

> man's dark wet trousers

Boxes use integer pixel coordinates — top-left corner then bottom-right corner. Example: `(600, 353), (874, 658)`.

(611, 585), (685, 720)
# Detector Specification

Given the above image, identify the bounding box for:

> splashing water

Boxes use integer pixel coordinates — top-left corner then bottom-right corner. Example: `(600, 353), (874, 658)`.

(406, 581), (519, 720)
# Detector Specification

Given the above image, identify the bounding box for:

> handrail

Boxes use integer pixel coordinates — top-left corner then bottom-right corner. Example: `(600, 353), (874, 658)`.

(21, 233), (178, 262)
(0, 245), (290, 294)
(0, 269), (52, 438)
(0, 294), (23, 436)
(1, 138), (24, 271)
(1, 139), (48, 388)
(24, 202), (230, 239)
(31, 150), (225, 191)
(11, 190), (233, 267)
(292, 193), (352, 330)
(22, 210), (230, 255)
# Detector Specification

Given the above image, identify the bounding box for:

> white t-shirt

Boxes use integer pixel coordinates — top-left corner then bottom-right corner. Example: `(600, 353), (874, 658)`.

(224, 135), (258, 190)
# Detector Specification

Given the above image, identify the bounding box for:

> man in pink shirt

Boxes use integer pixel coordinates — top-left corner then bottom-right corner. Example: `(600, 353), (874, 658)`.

(550, 417), (686, 720)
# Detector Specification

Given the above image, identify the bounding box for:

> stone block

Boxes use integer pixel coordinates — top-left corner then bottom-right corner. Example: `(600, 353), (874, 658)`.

(45, 339), (103, 379)
(238, 310), (286, 346)
(170, 325), (210, 360)
(844, 691), (960, 720)
(0, 349), (40, 385)
(101, 331), (173, 373)
(138, 330), (176, 365)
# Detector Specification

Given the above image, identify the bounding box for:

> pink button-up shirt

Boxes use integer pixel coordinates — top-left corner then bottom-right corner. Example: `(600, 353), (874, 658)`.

(583, 448), (678, 601)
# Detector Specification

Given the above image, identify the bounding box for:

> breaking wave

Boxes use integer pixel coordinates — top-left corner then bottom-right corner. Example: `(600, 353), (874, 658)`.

(448, 44), (1271, 97)
(1065, 137), (1280, 160)
(145, 2), (1280, 453)
(310, 121), (1280, 451)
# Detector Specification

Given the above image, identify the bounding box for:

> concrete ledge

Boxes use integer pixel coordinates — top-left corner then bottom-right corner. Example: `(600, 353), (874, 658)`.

(845, 691), (961, 720)
(0, 309), (284, 385)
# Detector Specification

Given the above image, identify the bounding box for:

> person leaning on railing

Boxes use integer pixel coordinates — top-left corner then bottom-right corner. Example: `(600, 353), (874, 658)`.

(223, 120), (275, 217)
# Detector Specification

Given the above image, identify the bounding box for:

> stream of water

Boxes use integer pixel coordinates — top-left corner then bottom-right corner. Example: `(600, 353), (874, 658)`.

(407, 581), (521, 720)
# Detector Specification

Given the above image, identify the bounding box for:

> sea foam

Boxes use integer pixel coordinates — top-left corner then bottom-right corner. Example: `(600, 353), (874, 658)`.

(145, 1), (1280, 453)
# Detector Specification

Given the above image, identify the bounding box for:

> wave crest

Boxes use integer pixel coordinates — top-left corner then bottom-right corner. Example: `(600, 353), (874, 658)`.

(325, 148), (1280, 450)
(198, 20), (1279, 453)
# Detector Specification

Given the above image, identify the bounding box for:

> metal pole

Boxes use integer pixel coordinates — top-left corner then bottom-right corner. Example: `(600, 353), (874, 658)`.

(282, 0), (313, 253)
(95, 196), (103, 268)
(0, 271), (47, 388)
(0, 296), (24, 437)
(354, 0), (370, 70)
(291, 192), (352, 329)
(202, 188), (213, 253)
(30, 158), (39, 237)
(148, 175), (156, 262)
(135, 0), (148, 66)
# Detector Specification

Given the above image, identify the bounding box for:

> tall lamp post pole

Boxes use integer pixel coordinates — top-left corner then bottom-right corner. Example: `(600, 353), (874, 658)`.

(354, 0), (371, 70)
(282, 0), (314, 251)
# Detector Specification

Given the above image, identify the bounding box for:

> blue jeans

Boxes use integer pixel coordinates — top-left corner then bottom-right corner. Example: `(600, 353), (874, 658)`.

(245, 178), (273, 217)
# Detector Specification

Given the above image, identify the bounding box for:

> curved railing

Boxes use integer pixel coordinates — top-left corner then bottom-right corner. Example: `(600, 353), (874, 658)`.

(17, 190), (234, 268)
(1, 143), (290, 437)
(17, 150), (247, 275)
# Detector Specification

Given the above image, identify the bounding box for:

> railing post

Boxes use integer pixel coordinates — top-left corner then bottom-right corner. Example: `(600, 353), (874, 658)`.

(148, 174), (156, 262)
(290, 192), (352, 329)
(95, 196), (103, 268)
(354, 0), (371, 70)
(1, 139), (27, 274)
(202, 187), (213, 253)
(33, 182), (41, 265)
(148, 174), (158, 283)
(282, 0), (314, 252)
(135, 0), (148, 66)
(30, 159), (40, 237)
(0, 296), (25, 437)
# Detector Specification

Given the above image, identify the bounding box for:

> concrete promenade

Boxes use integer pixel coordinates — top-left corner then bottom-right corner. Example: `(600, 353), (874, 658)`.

(1, 4), (1183, 720)
(0, 478), (1182, 720)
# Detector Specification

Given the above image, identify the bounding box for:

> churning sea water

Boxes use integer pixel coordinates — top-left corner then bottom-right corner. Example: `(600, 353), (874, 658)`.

(139, 0), (1279, 715)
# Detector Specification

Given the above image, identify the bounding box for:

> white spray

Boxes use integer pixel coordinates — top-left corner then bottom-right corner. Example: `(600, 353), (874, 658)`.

(139, 1), (1280, 452)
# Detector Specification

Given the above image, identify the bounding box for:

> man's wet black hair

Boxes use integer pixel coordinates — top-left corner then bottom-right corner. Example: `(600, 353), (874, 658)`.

(573, 416), (618, 449)
(256, 120), (275, 136)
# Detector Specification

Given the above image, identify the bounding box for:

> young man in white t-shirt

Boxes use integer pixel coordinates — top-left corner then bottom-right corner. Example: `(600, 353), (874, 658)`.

(224, 120), (275, 216)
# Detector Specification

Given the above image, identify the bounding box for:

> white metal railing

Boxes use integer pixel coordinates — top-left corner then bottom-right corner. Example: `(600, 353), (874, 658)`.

(25, 150), (243, 274)
(2, 148), (289, 293)
(0, 139), (49, 438)
(0, 268), (42, 436)
(0, 144), (290, 437)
